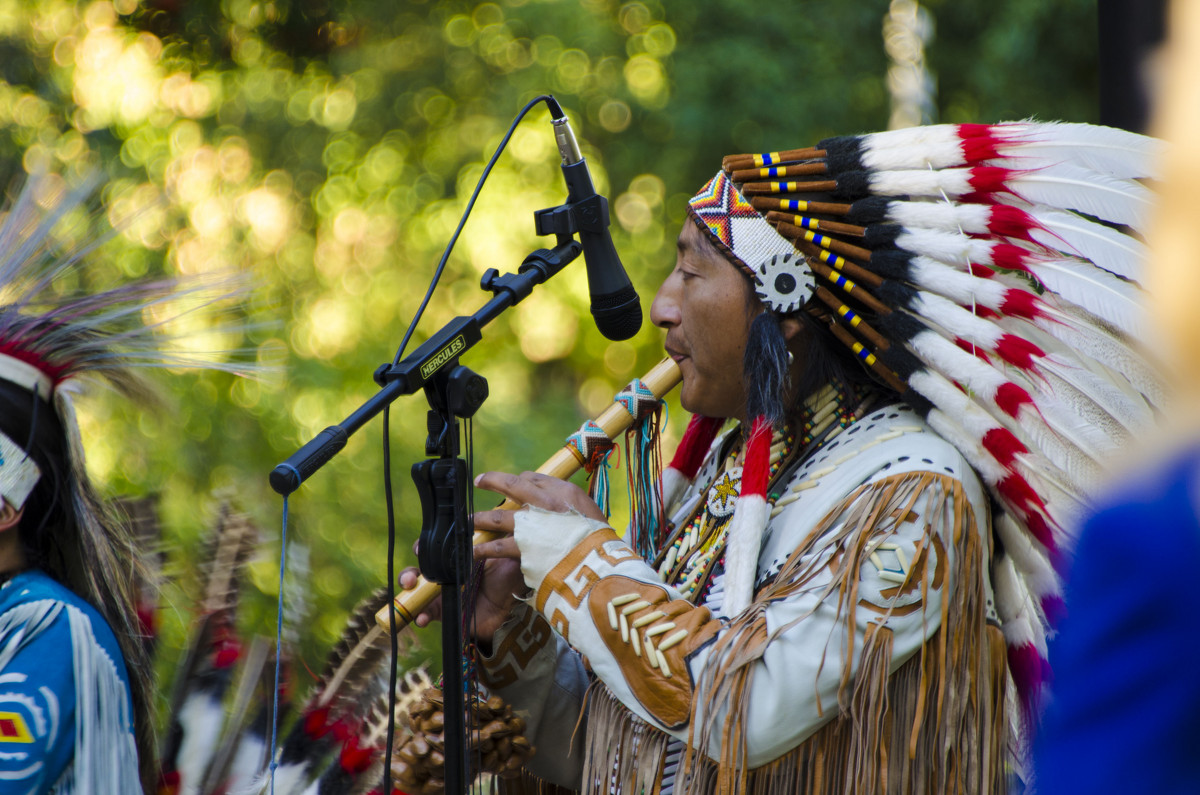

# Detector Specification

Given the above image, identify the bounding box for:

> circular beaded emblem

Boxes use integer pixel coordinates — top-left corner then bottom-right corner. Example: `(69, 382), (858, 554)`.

(753, 252), (815, 314)
(706, 469), (742, 518)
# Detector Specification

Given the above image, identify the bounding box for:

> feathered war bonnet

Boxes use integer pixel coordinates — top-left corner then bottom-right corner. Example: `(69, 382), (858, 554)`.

(0, 174), (254, 539)
(671, 122), (1166, 713)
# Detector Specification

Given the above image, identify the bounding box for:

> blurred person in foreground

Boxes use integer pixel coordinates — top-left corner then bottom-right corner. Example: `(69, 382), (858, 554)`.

(1034, 1), (1200, 792)
(0, 176), (252, 794)
(399, 111), (1164, 793)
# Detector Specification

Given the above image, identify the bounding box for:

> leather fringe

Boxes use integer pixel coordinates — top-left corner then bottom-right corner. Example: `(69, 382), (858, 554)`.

(581, 681), (671, 795)
(576, 473), (1010, 794)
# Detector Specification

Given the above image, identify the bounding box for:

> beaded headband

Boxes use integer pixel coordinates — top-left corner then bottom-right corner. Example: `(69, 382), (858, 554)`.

(687, 171), (815, 314)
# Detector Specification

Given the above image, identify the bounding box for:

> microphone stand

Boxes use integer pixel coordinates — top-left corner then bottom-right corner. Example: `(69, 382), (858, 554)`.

(270, 193), (611, 795)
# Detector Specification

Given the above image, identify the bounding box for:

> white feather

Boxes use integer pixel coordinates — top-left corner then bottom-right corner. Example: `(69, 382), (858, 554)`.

(1021, 207), (1148, 281)
(1037, 352), (1154, 436)
(924, 408), (1006, 485)
(992, 553), (1048, 656)
(906, 327), (1009, 400)
(907, 371), (1010, 475)
(255, 761), (311, 795)
(1025, 312), (1167, 407)
(993, 121), (1165, 179)
(894, 227), (993, 266)
(910, 371), (1081, 551)
(991, 162), (1155, 229)
(907, 256), (1010, 308)
(906, 318), (1105, 477)
(910, 290), (1005, 348)
(868, 168), (974, 198)
(1010, 447), (1094, 518)
(1023, 257), (1150, 340)
(994, 511), (1062, 605)
(226, 735), (268, 795)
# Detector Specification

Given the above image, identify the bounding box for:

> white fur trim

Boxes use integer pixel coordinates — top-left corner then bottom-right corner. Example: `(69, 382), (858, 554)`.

(720, 494), (768, 618)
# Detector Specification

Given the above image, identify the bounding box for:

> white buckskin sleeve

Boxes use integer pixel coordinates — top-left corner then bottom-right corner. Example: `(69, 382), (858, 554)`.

(494, 411), (991, 769)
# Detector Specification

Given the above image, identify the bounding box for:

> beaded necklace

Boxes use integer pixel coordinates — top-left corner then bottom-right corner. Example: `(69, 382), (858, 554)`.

(655, 381), (863, 604)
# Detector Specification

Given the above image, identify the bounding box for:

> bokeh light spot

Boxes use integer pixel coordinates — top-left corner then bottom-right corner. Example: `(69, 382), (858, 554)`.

(623, 54), (666, 107)
(597, 100), (631, 133)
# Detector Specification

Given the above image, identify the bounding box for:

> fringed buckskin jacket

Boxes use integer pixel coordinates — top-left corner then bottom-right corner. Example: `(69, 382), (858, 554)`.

(480, 403), (1011, 794)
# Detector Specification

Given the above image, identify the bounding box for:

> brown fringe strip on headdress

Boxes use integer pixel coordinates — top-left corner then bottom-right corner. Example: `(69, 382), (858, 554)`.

(575, 472), (1009, 795)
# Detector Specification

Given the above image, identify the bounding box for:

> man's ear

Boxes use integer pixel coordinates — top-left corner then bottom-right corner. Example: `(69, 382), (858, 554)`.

(779, 317), (804, 342)
(0, 501), (23, 533)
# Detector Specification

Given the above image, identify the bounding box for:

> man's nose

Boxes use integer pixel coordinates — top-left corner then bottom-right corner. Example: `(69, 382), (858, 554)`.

(649, 276), (680, 329)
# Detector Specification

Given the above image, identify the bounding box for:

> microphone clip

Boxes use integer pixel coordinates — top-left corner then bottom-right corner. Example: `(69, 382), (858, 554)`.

(533, 190), (610, 244)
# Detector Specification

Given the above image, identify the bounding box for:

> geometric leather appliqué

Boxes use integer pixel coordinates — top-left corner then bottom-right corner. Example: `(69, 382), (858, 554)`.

(869, 542), (911, 584)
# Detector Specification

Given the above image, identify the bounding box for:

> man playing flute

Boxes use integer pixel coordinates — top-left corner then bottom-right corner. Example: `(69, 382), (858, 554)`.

(402, 122), (1161, 793)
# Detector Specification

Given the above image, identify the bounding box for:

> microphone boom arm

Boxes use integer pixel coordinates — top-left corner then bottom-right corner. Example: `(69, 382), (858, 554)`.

(268, 237), (582, 496)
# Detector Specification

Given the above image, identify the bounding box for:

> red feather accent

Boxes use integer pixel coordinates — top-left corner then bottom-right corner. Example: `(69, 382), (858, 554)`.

(982, 428), (1029, 467)
(967, 165), (1020, 196)
(668, 414), (723, 479)
(994, 383), (1033, 419)
(1006, 642), (1046, 713)
(999, 289), (1043, 320)
(741, 416), (772, 499)
(958, 125), (1005, 162)
(989, 242), (1034, 272)
(304, 707), (332, 739)
(994, 335), (1044, 369)
(995, 474), (1056, 551)
(331, 717), (355, 743)
(987, 204), (1039, 243)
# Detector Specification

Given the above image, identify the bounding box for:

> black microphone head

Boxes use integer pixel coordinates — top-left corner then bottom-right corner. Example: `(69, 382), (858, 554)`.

(591, 284), (643, 341)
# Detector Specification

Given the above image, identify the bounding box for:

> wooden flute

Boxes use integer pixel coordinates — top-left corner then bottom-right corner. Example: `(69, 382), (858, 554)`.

(374, 356), (682, 633)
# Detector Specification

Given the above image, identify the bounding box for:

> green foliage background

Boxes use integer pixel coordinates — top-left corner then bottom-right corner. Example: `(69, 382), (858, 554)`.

(0, 0), (1097, 705)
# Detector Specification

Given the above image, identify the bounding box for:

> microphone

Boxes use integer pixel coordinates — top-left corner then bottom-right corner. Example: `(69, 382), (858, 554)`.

(548, 101), (642, 341)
